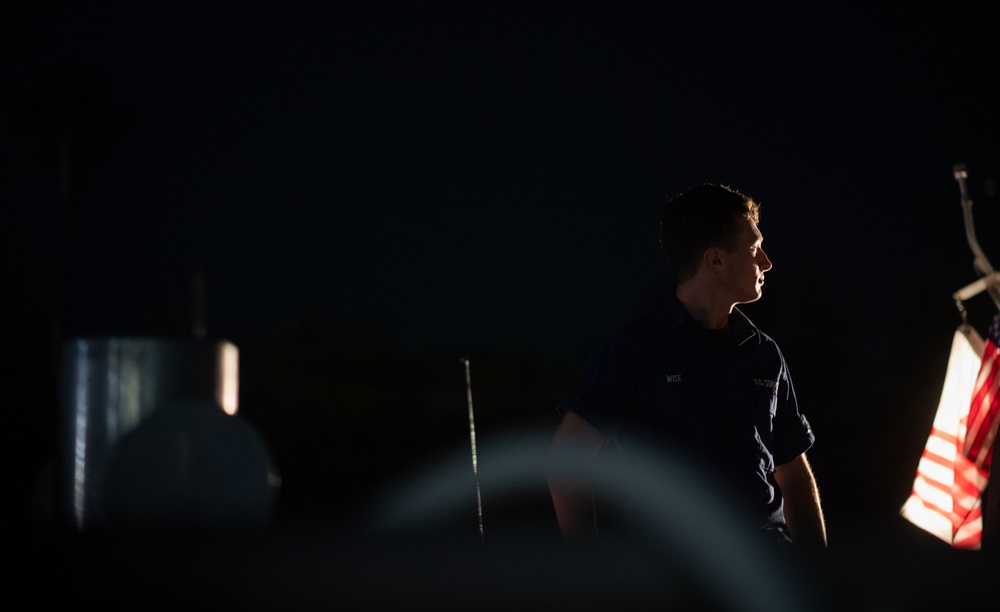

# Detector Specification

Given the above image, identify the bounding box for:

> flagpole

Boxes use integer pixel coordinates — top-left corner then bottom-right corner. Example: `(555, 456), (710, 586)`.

(954, 163), (1000, 310)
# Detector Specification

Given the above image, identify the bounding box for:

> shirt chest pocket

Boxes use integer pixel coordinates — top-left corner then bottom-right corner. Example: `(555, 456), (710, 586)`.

(735, 370), (780, 420)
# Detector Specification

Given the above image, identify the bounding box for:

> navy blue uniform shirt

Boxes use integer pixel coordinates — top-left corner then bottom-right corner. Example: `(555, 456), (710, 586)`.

(559, 292), (814, 538)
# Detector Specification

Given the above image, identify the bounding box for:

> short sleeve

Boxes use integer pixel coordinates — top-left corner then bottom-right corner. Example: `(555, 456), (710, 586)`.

(770, 352), (815, 465)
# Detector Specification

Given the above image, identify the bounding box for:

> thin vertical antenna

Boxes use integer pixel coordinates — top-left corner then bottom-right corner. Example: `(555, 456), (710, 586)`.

(462, 355), (484, 540)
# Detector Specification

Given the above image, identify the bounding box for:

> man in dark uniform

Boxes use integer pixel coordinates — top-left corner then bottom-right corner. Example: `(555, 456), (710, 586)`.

(548, 183), (826, 548)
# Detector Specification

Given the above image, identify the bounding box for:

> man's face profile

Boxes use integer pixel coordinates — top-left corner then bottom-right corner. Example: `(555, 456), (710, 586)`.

(722, 216), (772, 305)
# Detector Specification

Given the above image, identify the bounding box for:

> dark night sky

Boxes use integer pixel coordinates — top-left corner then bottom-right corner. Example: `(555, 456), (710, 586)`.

(5, 3), (997, 353)
(4, 2), (1000, 549)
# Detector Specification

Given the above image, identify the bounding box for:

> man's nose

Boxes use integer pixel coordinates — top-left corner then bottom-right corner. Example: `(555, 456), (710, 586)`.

(758, 248), (773, 272)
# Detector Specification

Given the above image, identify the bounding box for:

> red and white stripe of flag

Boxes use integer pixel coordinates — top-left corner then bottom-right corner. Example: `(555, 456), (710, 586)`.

(964, 335), (999, 471)
(901, 327), (996, 549)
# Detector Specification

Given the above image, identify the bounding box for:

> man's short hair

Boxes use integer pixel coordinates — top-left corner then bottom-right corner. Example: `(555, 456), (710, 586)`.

(660, 183), (760, 283)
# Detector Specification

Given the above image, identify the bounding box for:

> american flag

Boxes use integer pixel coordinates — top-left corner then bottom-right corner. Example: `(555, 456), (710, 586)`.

(901, 312), (1000, 549)
(964, 313), (1000, 470)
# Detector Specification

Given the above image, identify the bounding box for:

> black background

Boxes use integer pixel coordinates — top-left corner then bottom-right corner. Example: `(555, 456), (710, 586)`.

(4, 2), (999, 606)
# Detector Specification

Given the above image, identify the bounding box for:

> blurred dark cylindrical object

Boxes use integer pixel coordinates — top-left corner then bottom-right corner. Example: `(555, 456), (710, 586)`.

(55, 337), (277, 531)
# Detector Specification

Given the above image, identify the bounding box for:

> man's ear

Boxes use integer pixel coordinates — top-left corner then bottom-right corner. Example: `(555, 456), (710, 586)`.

(703, 246), (724, 273)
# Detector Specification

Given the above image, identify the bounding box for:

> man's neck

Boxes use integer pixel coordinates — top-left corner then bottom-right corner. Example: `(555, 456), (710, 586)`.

(674, 279), (733, 330)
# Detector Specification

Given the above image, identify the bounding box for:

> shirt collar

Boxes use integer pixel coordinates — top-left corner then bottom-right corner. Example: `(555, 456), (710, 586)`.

(659, 290), (761, 347)
(729, 307), (762, 347)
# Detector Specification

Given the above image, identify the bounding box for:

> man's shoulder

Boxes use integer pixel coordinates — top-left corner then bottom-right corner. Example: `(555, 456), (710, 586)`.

(587, 309), (683, 367)
(732, 308), (782, 347)
(730, 310), (793, 380)
(613, 308), (676, 344)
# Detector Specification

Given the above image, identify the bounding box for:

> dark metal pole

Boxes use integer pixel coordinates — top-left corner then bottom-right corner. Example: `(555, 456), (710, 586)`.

(954, 163), (1000, 310)
(461, 355), (484, 540)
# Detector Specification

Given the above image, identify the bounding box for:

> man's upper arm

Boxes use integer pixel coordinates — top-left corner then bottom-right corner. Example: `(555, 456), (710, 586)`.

(548, 411), (608, 539)
(774, 452), (811, 481)
(551, 410), (607, 454)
